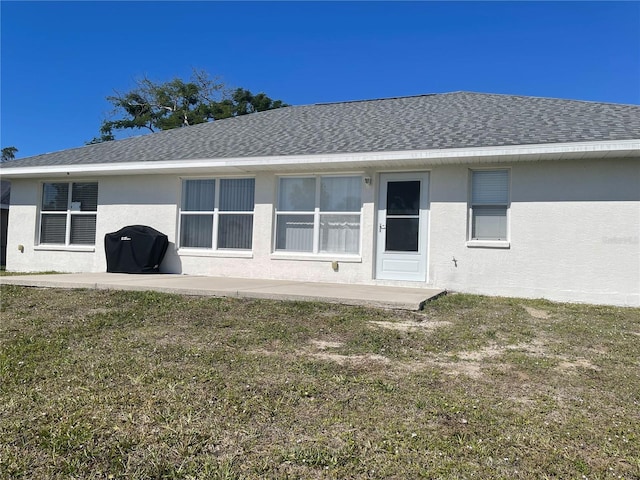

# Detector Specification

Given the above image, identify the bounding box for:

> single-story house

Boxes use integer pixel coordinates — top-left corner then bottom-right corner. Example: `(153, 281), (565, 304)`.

(2, 92), (639, 306)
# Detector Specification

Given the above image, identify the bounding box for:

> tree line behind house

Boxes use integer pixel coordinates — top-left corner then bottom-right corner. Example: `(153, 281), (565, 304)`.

(89, 69), (287, 144)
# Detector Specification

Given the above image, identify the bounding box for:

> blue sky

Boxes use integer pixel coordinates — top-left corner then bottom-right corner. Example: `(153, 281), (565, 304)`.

(1, 1), (638, 159)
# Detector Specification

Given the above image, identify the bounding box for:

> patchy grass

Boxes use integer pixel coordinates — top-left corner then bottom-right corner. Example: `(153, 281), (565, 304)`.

(0, 270), (63, 276)
(1, 286), (638, 479)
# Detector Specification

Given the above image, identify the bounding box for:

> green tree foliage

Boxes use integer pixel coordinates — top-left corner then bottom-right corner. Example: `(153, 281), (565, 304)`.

(1, 146), (18, 162)
(90, 70), (287, 143)
(230, 88), (287, 115)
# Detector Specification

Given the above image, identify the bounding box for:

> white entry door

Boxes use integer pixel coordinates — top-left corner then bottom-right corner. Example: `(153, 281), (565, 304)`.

(376, 172), (429, 281)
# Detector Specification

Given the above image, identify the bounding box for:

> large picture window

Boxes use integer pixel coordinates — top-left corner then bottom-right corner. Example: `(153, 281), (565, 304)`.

(40, 182), (98, 246)
(470, 169), (509, 241)
(179, 178), (255, 250)
(275, 175), (362, 254)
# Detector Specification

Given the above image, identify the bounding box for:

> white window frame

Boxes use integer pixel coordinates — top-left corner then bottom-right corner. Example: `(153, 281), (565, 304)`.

(274, 174), (363, 256)
(38, 181), (98, 247)
(467, 168), (511, 248)
(178, 177), (255, 253)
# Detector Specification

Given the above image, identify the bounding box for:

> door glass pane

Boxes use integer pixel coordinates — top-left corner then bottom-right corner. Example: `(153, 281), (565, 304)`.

(275, 214), (314, 251)
(387, 181), (420, 215)
(385, 218), (419, 252)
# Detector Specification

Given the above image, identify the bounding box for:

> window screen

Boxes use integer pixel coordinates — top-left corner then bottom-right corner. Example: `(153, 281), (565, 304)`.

(40, 182), (98, 246)
(471, 170), (509, 241)
(179, 178), (255, 250)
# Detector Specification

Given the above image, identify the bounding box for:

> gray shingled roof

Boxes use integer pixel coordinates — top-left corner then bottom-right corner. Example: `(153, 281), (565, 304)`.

(5, 92), (640, 168)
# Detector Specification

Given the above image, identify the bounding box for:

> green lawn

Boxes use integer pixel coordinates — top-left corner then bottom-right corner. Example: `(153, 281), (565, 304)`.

(1, 285), (638, 479)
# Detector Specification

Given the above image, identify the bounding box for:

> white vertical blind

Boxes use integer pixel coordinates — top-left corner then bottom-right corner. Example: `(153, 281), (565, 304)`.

(218, 215), (253, 249)
(220, 179), (255, 211)
(182, 180), (215, 211)
(179, 178), (255, 250)
(180, 215), (213, 248)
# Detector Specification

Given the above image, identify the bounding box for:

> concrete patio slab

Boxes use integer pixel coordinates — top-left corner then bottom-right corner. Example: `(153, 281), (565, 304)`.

(1, 273), (445, 310)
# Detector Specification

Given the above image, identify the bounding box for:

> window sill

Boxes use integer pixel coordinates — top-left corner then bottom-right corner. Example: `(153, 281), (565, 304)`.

(466, 240), (510, 249)
(270, 252), (362, 263)
(34, 245), (96, 252)
(178, 248), (253, 259)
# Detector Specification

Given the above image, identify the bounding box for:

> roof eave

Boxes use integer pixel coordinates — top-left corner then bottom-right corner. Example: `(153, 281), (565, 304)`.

(1, 139), (638, 179)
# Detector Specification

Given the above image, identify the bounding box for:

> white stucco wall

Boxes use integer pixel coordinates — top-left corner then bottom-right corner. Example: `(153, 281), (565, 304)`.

(6, 172), (377, 283)
(6, 176), (182, 273)
(7, 179), (96, 273)
(176, 171), (377, 283)
(5, 156), (639, 306)
(428, 158), (640, 306)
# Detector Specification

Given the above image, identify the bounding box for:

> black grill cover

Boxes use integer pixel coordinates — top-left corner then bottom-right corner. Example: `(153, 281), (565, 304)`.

(105, 225), (169, 273)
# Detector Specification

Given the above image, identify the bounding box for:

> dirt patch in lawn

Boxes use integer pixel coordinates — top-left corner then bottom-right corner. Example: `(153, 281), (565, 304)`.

(369, 320), (452, 331)
(456, 344), (506, 362)
(86, 307), (117, 315)
(556, 356), (600, 372)
(306, 338), (389, 365)
(433, 360), (484, 378)
(309, 339), (344, 350)
(312, 352), (392, 365)
(522, 305), (551, 319)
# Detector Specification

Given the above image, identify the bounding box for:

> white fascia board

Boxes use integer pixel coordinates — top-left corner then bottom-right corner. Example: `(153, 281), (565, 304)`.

(1, 139), (638, 178)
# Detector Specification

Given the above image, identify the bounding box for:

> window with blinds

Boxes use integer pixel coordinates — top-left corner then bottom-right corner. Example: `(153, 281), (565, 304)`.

(40, 182), (98, 246)
(179, 178), (255, 250)
(470, 170), (509, 241)
(275, 175), (362, 254)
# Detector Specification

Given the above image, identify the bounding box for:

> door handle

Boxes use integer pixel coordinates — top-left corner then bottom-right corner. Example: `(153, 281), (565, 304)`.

(379, 224), (386, 232)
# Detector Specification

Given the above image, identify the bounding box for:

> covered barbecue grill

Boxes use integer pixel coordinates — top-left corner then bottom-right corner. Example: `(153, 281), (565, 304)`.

(104, 225), (168, 273)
